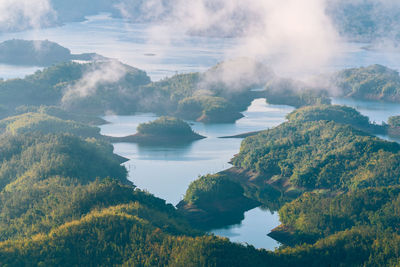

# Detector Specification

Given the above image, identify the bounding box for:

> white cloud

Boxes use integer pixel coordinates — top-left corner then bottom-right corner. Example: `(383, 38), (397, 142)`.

(118, 0), (342, 80)
(0, 0), (55, 32)
(62, 60), (127, 103)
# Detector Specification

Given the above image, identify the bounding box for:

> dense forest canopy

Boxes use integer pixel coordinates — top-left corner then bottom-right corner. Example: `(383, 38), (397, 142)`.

(233, 120), (400, 190)
(0, 112), (280, 266)
(137, 116), (196, 137)
(333, 64), (400, 102)
(1, 0), (400, 266)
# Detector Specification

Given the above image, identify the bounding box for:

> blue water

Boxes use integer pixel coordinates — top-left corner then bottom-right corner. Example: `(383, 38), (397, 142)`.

(2, 12), (400, 250)
(100, 99), (293, 250)
(332, 97), (400, 124)
(1, 14), (400, 81)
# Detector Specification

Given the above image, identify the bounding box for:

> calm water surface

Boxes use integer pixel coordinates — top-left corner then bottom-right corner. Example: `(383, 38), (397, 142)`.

(3, 13), (400, 250)
(100, 99), (293, 250)
(2, 14), (400, 81)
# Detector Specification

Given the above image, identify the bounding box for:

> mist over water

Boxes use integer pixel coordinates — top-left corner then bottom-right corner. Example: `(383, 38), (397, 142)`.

(1, 14), (400, 81)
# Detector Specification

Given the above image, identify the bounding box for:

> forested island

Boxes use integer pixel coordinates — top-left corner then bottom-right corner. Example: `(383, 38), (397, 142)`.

(0, 58), (268, 123)
(0, 39), (400, 265)
(108, 116), (205, 144)
(333, 64), (400, 102)
(177, 104), (400, 266)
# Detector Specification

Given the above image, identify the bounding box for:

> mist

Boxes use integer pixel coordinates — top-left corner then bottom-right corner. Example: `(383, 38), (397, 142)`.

(0, 0), (55, 32)
(62, 60), (127, 104)
(117, 0), (342, 81)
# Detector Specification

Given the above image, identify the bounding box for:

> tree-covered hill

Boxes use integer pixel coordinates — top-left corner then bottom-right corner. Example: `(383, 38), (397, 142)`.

(333, 64), (400, 102)
(0, 61), (150, 114)
(109, 116), (205, 144)
(0, 59), (269, 123)
(233, 121), (400, 191)
(0, 114), (279, 266)
(178, 117), (400, 265)
(286, 104), (386, 134)
(0, 112), (101, 137)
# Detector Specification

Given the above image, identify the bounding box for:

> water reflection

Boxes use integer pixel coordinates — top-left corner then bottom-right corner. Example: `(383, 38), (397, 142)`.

(100, 99), (292, 250)
(212, 207), (281, 250)
(332, 97), (400, 124)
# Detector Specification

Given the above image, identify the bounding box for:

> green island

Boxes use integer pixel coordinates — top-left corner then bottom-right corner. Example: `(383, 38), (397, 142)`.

(0, 112), (101, 138)
(0, 58), (267, 123)
(0, 39), (400, 265)
(286, 104), (386, 134)
(0, 112), (279, 266)
(333, 64), (400, 102)
(177, 104), (400, 266)
(108, 116), (205, 144)
(0, 68), (400, 265)
(1, 1), (400, 265)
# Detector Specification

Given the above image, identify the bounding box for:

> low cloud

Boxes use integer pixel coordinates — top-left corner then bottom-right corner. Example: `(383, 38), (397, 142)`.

(62, 60), (127, 103)
(0, 0), (55, 32)
(118, 0), (341, 84)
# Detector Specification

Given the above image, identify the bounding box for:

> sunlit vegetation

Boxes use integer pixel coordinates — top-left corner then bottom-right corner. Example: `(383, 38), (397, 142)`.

(0, 59), (265, 123)
(333, 64), (400, 102)
(177, 95), (243, 123)
(14, 105), (107, 125)
(179, 114), (400, 265)
(137, 116), (197, 137)
(184, 174), (245, 206)
(233, 120), (400, 190)
(286, 104), (386, 134)
(0, 61), (150, 114)
(0, 112), (101, 137)
(0, 115), (279, 266)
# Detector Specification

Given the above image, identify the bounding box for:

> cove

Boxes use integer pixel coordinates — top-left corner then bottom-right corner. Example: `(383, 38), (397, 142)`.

(100, 99), (294, 250)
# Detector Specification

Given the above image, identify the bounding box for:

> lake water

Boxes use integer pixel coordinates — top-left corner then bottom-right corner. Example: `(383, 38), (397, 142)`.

(332, 97), (400, 143)
(100, 99), (294, 250)
(3, 12), (400, 250)
(2, 13), (400, 81)
(332, 97), (400, 124)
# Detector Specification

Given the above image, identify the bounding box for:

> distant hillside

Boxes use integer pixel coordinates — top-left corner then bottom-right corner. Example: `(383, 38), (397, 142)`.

(286, 105), (386, 134)
(333, 64), (400, 102)
(0, 39), (106, 66)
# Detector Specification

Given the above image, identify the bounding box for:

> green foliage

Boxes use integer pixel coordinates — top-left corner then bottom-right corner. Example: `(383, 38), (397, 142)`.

(14, 105), (107, 125)
(0, 112), (100, 137)
(287, 105), (370, 127)
(273, 186), (400, 266)
(0, 61), (150, 114)
(286, 104), (385, 134)
(0, 207), (276, 266)
(0, 59), (264, 122)
(184, 174), (244, 206)
(334, 64), (400, 102)
(264, 78), (331, 107)
(232, 120), (400, 190)
(279, 187), (400, 238)
(137, 116), (196, 137)
(177, 95), (242, 122)
(0, 133), (126, 191)
(0, 116), (280, 266)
